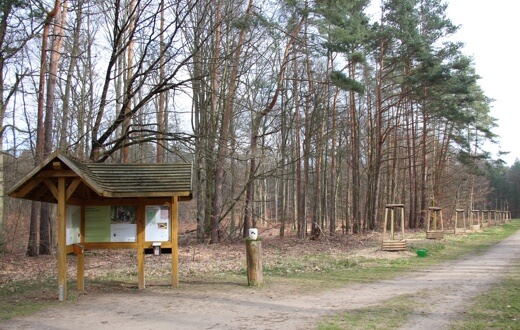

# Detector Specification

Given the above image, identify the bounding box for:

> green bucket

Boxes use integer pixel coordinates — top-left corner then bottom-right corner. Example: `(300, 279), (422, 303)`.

(416, 249), (428, 257)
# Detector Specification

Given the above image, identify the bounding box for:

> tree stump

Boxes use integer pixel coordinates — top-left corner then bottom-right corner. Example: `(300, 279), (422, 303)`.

(246, 239), (263, 287)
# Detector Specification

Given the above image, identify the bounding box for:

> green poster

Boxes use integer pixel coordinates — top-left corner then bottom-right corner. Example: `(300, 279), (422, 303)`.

(85, 206), (111, 242)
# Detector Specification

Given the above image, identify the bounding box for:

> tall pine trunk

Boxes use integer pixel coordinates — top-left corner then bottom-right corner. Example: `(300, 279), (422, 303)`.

(28, 0), (61, 256)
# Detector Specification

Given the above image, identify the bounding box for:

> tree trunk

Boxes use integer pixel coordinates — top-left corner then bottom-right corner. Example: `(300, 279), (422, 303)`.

(243, 13), (304, 239)
(419, 94), (429, 228)
(29, 0), (61, 256)
(122, 0), (136, 163)
(211, 0), (253, 243)
(349, 64), (361, 233)
(60, 0), (83, 150)
(27, 203), (39, 256)
(292, 49), (305, 239)
(156, 0), (166, 162)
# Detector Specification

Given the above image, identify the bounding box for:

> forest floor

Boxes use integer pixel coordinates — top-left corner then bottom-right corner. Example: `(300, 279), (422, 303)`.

(1, 225), (520, 329)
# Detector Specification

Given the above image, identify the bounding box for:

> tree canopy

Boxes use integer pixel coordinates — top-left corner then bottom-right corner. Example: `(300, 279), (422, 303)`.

(0, 0), (510, 252)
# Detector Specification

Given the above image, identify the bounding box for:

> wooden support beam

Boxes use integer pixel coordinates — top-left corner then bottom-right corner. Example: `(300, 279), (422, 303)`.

(66, 178), (82, 201)
(37, 170), (77, 177)
(57, 177), (67, 301)
(171, 196), (179, 288)
(137, 203), (145, 289)
(400, 206), (405, 239)
(389, 208), (394, 240)
(73, 244), (85, 291)
(44, 179), (59, 200)
(382, 207), (388, 241)
(10, 178), (43, 198)
(52, 161), (62, 170)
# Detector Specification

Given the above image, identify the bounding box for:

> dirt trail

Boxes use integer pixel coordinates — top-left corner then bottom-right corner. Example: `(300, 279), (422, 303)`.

(3, 231), (520, 330)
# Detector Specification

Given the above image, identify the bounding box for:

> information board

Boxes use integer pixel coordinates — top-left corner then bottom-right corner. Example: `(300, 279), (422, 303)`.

(85, 205), (137, 242)
(145, 205), (170, 242)
(85, 206), (111, 242)
(110, 205), (137, 242)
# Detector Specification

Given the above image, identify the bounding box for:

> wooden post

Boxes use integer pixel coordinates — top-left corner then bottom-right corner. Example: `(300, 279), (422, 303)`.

(246, 240), (263, 287)
(390, 208), (395, 240)
(440, 209), (444, 231)
(77, 254), (84, 291)
(427, 208), (431, 231)
(137, 203), (145, 289)
(382, 208), (388, 240)
(57, 177), (67, 301)
(171, 196), (179, 288)
(400, 206), (405, 239)
(73, 244), (85, 291)
(79, 205), (86, 290)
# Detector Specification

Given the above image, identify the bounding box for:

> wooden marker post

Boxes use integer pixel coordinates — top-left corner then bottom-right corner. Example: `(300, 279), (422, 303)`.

(246, 239), (263, 287)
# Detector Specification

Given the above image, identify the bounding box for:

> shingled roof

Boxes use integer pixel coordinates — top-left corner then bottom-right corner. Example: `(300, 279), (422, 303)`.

(8, 151), (192, 203)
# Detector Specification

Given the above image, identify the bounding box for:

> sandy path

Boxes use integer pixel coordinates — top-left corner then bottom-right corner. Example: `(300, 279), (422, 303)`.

(4, 231), (520, 330)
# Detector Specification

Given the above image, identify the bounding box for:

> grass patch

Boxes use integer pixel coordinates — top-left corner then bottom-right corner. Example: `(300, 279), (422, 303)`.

(317, 295), (420, 330)
(0, 278), (68, 320)
(450, 261), (520, 330)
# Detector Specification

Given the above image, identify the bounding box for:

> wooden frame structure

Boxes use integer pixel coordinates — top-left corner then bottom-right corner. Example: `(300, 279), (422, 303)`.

(426, 207), (444, 239)
(498, 210), (511, 224)
(481, 210), (491, 228)
(8, 151), (192, 301)
(470, 210), (481, 231)
(454, 209), (466, 234)
(381, 204), (406, 251)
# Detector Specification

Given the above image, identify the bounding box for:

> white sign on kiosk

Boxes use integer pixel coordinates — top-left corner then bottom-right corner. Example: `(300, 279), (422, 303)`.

(66, 205), (81, 245)
(110, 206), (137, 242)
(145, 205), (170, 242)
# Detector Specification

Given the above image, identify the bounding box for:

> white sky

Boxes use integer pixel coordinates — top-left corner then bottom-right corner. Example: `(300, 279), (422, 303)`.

(446, 0), (520, 165)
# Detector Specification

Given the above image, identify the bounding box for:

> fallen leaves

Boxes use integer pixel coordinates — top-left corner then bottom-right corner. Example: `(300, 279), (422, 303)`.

(0, 229), (409, 289)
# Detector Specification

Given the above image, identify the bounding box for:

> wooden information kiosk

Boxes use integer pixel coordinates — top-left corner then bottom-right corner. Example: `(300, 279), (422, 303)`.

(8, 151), (192, 301)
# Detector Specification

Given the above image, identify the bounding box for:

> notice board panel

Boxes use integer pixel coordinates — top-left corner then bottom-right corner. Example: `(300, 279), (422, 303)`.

(66, 205), (81, 244)
(110, 205), (137, 242)
(145, 205), (170, 242)
(85, 205), (137, 242)
(85, 206), (111, 242)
